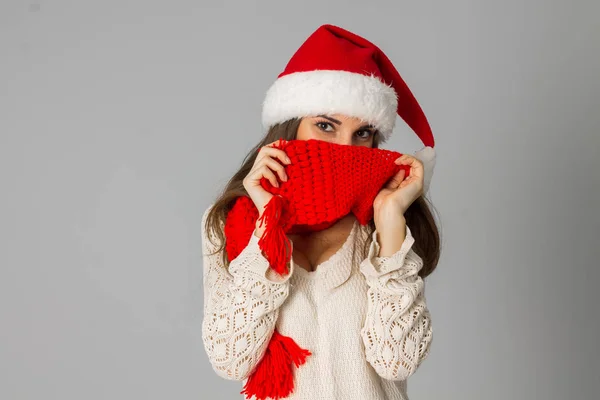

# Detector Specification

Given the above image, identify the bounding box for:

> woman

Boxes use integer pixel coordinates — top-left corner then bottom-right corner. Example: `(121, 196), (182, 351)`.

(201, 24), (440, 400)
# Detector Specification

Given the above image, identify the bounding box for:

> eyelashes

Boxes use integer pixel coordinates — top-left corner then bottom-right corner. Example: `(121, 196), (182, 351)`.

(314, 120), (376, 139)
(315, 121), (334, 131)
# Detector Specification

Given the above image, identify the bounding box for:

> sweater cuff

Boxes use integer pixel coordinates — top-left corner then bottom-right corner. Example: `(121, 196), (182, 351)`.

(228, 228), (294, 284)
(359, 225), (417, 279)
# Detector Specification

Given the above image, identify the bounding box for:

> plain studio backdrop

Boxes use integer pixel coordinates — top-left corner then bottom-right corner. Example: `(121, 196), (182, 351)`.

(1, 1), (599, 399)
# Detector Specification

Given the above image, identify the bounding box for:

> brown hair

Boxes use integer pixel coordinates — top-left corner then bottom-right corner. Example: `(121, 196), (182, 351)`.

(204, 118), (441, 278)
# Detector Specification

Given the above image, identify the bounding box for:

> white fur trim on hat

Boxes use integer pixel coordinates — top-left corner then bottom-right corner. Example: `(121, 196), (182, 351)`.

(262, 70), (398, 141)
(414, 146), (436, 194)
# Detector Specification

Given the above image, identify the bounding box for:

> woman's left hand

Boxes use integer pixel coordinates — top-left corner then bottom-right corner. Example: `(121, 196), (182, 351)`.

(373, 154), (424, 233)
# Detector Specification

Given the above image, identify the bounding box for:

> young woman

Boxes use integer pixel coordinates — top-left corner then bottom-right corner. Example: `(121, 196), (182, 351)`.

(201, 24), (440, 400)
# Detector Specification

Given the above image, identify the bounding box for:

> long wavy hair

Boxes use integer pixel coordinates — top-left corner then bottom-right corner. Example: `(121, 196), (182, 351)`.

(204, 118), (441, 278)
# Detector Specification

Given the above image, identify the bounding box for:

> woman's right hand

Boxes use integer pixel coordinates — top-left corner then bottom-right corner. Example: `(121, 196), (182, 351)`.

(243, 140), (292, 235)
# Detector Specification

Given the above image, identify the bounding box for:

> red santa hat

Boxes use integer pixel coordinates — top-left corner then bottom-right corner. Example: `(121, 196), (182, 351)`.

(261, 24), (437, 193)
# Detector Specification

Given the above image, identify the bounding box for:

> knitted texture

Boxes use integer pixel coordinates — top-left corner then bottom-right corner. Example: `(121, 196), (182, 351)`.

(223, 139), (409, 400)
(225, 138), (408, 274)
(201, 207), (433, 400)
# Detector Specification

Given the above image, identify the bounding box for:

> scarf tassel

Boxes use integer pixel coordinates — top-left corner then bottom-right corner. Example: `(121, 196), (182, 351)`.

(256, 195), (292, 276)
(241, 329), (312, 400)
(242, 196), (309, 399)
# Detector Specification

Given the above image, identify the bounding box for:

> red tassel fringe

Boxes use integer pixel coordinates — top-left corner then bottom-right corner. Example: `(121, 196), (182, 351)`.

(244, 195), (310, 399)
(256, 195), (292, 276)
(241, 329), (312, 400)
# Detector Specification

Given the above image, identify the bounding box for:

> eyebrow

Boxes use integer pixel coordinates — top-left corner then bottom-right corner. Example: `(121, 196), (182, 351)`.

(316, 115), (377, 130)
(316, 115), (342, 125)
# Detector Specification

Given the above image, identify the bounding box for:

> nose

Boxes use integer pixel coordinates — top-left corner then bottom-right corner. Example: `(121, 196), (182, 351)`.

(334, 131), (354, 146)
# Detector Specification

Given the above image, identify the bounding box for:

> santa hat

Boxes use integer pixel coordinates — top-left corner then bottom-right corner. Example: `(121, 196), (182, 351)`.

(261, 24), (437, 193)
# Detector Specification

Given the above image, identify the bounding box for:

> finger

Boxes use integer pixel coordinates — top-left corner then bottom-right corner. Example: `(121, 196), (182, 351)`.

(399, 174), (416, 188)
(384, 169), (405, 190)
(255, 151), (291, 179)
(260, 139), (285, 148)
(254, 165), (280, 188)
(265, 138), (289, 150)
(263, 157), (288, 182)
(394, 154), (423, 178)
(258, 146), (291, 165)
(248, 162), (279, 186)
(395, 154), (423, 168)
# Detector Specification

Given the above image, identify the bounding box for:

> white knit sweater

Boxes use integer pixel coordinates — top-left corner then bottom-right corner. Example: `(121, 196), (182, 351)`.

(201, 205), (433, 400)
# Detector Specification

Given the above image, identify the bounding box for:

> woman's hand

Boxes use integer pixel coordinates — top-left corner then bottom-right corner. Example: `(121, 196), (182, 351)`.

(372, 154), (424, 255)
(242, 140), (291, 235)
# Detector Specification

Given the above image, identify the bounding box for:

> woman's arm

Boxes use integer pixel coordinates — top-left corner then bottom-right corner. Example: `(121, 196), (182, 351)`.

(201, 205), (293, 380)
(359, 224), (433, 381)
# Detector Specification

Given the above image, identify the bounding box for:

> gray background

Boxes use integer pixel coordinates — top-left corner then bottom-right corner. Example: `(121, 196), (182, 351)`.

(1, 0), (599, 399)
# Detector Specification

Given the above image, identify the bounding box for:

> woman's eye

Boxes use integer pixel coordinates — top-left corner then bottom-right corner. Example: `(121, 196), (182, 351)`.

(357, 130), (373, 139)
(316, 122), (333, 131)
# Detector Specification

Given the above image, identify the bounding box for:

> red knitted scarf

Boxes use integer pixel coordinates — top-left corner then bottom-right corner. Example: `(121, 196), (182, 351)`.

(224, 138), (409, 400)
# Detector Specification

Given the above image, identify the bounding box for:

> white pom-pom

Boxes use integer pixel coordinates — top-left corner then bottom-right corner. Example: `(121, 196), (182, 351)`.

(413, 146), (436, 194)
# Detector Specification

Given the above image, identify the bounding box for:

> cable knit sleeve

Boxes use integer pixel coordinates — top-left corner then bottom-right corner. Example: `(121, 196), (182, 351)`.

(201, 205), (294, 381)
(358, 224), (433, 381)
